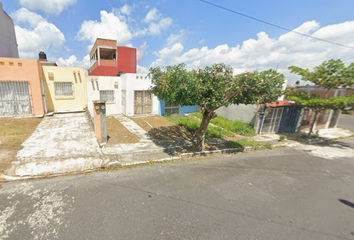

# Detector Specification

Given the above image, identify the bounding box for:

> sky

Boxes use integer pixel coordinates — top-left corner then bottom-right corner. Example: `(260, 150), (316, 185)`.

(2, 0), (354, 84)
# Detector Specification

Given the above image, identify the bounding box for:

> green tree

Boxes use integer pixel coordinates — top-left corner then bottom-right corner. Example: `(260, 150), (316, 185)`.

(286, 91), (354, 135)
(289, 59), (347, 94)
(288, 59), (354, 135)
(149, 63), (284, 151)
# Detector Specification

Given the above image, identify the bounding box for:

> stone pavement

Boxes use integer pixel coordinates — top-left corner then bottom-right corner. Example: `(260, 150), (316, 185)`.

(102, 114), (176, 165)
(113, 115), (154, 142)
(4, 113), (108, 179)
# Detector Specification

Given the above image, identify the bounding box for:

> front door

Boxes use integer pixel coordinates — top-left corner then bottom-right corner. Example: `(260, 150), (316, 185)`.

(134, 90), (152, 115)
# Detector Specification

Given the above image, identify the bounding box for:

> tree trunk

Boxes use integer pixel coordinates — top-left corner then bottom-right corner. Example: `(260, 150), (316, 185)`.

(308, 111), (320, 136)
(195, 109), (216, 151)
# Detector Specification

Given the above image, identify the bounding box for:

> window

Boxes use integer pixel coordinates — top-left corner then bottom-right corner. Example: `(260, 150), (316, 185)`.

(55, 82), (74, 98)
(18, 63), (23, 67)
(165, 102), (180, 116)
(100, 90), (115, 103)
(0, 62), (4, 66)
(9, 62), (14, 66)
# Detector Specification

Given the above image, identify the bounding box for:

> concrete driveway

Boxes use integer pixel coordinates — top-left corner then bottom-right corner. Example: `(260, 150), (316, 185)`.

(5, 113), (107, 178)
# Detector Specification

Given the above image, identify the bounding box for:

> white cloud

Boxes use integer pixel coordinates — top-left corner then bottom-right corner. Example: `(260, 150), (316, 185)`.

(154, 43), (184, 59)
(151, 17), (172, 35)
(119, 4), (133, 16)
(57, 54), (90, 69)
(137, 65), (149, 74)
(166, 30), (188, 46)
(150, 21), (354, 83)
(141, 8), (172, 36)
(12, 8), (66, 59)
(137, 42), (148, 61)
(18, 0), (76, 16)
(143, 8), (158, 23)
(76, 10), (132, 46)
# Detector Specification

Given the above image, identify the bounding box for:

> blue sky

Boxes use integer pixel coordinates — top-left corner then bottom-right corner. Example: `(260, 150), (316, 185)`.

(2, 0), (354, 83)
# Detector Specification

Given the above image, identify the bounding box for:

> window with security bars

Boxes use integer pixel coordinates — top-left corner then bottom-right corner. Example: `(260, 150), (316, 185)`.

(100, 90), (115, 103)
(54, 82), (73, 98)
(164, 101), (179, 116)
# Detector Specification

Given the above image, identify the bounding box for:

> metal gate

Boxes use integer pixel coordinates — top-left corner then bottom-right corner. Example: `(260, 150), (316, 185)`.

(261, 108), (283, 133)
(0, 81), (32, 116)
(134, 90), (152, 115)
(278, 106), (302, 133)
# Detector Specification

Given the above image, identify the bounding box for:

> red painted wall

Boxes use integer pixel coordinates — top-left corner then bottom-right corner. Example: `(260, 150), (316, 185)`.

(117, 46), (136, 74)
(88, 46), (136, 76)
(89, 66), (120, 76)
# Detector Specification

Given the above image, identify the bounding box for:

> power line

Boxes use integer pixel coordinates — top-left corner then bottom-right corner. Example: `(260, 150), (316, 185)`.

(199, 0), (354, 50)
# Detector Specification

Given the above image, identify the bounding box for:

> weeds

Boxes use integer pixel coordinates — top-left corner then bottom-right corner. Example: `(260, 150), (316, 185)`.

(166, 115), (234, 138)
(190, 112), (255, 136)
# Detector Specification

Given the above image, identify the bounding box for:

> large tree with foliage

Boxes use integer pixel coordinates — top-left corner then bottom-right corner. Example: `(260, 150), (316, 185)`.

(149, 63), (284, 151)
(289, 59), (354, 94)
(286, 91), (354, 135)
(288, 59), (354, 135)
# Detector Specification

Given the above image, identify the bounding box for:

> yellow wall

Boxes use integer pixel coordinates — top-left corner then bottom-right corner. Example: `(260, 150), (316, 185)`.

(42, 66), (87, 112)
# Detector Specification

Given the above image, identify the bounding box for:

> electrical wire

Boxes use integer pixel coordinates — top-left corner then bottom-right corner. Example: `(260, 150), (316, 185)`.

(199, 0), (354, 50)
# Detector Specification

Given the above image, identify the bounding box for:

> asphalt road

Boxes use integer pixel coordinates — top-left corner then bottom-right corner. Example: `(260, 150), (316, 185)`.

(338, 114), (354, 131)
(1, 141), (354, 240)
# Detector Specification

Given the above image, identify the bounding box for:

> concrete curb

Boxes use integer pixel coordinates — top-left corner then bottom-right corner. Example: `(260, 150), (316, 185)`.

(106, 144), (282, 169)
(180, 148), (243, 158)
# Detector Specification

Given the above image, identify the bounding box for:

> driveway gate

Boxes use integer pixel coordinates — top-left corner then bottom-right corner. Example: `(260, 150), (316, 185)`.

(0, 81), (32, 116)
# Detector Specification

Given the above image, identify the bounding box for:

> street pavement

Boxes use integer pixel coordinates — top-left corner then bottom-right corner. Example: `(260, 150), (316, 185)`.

(1, 139), (354, 240)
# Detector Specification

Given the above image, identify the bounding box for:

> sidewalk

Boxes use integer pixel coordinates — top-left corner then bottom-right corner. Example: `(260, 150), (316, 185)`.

(103, 121), (354, 167)
(3, 113), (353, 180)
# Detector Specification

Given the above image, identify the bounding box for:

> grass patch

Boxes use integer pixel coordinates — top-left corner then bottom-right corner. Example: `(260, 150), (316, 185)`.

(224, 138), (272, 150)
(166, 115), (233, 138)
(190, 112), (255, 136)
(132, 116), (192, 141)
(131, 116), (175, 132)
(106, 117), (139, 144)
(0, 117), (42, 173)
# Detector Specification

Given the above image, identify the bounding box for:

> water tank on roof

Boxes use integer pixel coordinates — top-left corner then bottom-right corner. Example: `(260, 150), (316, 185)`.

(39, 51), (47, 60)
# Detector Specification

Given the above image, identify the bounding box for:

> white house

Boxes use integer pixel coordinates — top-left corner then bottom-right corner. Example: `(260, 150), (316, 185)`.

(86, 73), (159, 117)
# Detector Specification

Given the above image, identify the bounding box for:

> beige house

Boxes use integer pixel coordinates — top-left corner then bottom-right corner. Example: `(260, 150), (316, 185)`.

(42, 66), (87, 113)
